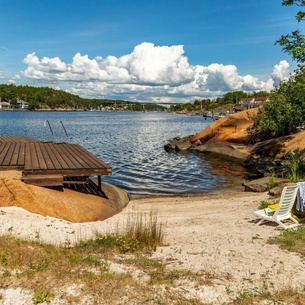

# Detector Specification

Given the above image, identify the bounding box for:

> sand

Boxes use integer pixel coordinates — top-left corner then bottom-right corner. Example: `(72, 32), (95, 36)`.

(1, 190), (305, 304)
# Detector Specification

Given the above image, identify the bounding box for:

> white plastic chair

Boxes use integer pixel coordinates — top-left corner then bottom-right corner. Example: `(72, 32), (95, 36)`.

(254, 185), (299, 229)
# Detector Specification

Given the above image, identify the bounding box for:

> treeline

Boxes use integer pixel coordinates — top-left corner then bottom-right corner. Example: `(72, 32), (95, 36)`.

(169, 90), (270, 112)
(0, 83), (270, 112)
(0, 84), (166, 111)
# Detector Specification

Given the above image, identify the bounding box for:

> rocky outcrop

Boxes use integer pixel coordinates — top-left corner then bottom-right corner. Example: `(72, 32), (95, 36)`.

(165, 109), (258, 163)
(164, 136), (193, 152)
(249, 131), (305, 159)
(0, 171), (129, 223)
(190, 108), (258, 144)
(191, 142), (249, 164)
(165, 108), (305, 182)
(167, 108), (305, 161)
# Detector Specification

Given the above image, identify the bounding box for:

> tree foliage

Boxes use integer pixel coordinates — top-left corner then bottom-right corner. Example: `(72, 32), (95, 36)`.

(168, 91), (268, 113)
(253, 1), (305, 142)
(276, 0), (305, 62)
(0, 84), (166, 111)
(253, 67), (305, 141)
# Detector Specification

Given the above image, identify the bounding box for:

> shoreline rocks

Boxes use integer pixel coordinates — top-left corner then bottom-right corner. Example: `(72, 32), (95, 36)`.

(164, 108), (305, 191)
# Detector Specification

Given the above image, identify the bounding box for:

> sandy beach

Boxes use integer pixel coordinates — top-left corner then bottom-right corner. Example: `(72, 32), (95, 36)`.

(1, 190), (305, 304)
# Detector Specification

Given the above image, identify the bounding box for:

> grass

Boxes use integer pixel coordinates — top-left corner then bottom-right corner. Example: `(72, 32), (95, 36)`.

(77, 210), (164, 253)
(1, 208), (305, 304)
(286, 150), (305, 183)
(0, 235), (208, 304)
(0, 211), (208, 304)
(268, 226), (305, 257)
(229, 286), (305, 305)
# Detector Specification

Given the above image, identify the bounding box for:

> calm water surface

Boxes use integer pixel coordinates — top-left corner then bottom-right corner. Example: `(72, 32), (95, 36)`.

(0, 111), (246, 197)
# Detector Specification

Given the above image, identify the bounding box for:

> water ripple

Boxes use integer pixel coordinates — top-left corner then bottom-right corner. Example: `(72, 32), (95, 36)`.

(0, 111), (247, 197)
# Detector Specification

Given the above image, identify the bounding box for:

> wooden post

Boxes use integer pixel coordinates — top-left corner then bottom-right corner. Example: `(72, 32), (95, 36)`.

(98, 175), (102, 190)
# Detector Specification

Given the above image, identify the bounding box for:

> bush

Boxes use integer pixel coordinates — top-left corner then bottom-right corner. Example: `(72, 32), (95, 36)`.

(254, 67), (305, 141)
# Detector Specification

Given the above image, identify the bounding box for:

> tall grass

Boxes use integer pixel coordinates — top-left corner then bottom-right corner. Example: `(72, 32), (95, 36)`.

(122, 211), (164, 250)
(77, 211), (164, 253)
(286, 150), (305, 182)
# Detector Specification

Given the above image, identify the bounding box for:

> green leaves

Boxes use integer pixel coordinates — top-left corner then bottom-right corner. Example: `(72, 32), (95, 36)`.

(276, 30), (305, 63)
(254, 67), (305, 141)
(282, 0), (305, 7)
(276, 1), (305, 63)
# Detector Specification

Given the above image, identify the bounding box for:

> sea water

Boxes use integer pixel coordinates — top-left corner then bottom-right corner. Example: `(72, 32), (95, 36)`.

(0, 111), (246, 197)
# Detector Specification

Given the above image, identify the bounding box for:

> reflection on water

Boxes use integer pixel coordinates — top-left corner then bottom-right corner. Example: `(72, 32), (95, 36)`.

(0, 111), (247, 197)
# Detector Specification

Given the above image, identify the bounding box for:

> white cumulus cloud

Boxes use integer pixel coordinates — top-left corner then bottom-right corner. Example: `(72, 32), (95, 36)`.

(271, 60), (291, 87)
(20, 43), (293, 102)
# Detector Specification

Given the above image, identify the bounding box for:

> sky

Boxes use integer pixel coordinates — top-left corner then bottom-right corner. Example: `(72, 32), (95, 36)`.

(0, 0), (301, 103)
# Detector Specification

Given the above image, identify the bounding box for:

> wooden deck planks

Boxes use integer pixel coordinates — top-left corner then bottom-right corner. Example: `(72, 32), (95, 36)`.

(0, 136), (112, 187)
(0, 141), (26, 169)
(0, 136), (38, 143)
(23, 142), (111, 176)
(34, 143), (48, 170)
(17, 143), (25, 166)
(55, 143), (86, 169)
(10, 142), (21, 165)
(0, 143), (10, 165)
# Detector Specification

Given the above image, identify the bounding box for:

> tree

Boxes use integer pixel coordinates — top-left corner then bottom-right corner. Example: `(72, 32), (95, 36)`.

(253, 66), (305, 140)
(276, 0), (305, 63)
(222, 91), (247, 104)
(253, 1), (305, 141)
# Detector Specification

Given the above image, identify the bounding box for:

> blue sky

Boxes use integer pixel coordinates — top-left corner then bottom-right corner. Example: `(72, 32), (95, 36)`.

(0, 0), (300, 103)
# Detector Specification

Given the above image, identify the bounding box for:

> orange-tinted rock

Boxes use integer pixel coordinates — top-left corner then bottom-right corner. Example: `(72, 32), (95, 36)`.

(0, 171), (129, 223)
(190, 108), (258, 144)
(250, 130), (305, 159)
(187, 108), (305, 162)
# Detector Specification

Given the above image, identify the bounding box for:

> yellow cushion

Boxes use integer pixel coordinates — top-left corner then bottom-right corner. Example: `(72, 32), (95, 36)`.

(268, 203), (279, 211)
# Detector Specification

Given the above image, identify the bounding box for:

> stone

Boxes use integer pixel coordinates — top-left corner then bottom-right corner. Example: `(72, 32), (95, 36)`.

(164, 136), (193, 152)
(243, 177), (290, 192)
(175, 141), (192, 152)
(165, 108), (305, 177)
(0, 171), (129, 223)
(250, 130), (305, 159)
(191, 143), (248, 164)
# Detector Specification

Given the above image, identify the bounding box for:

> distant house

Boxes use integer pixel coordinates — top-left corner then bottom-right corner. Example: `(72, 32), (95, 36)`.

(0, 99), (11, 109)
(0, 102), (11, 109)
(239, 98), (255, 108)
(17, 100), (29, 109)
(233, 98), (255, 112)
(254, 96), (269, 106)
(235, 97), (269, 111)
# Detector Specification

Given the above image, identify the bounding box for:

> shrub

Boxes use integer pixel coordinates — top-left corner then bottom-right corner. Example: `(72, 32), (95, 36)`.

(254, 67), (305, 141)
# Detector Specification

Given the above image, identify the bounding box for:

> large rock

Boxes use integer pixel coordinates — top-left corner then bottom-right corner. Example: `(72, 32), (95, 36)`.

(0, 171), (129, 223)
(190, 108), (258, 144)
(243, 177), (290, 192)
(249, 130), (305, 159)
(164, 136), (193, 152)
(188, 108), (305, 162)
(191, 142), (249, 164)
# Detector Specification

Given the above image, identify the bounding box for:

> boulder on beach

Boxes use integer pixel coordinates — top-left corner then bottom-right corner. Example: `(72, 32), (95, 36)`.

(0, 171), (129, 223)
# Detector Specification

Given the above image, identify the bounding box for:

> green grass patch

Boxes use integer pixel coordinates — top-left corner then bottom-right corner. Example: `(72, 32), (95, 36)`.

(268, 226), (305, 257)
(77, 211), (164, 254)
(229, 286), (305, 305)
(0, 233), (206, 304)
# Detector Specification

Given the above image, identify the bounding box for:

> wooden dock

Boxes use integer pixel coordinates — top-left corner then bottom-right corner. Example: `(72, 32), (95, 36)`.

(0, 136), (112, 189)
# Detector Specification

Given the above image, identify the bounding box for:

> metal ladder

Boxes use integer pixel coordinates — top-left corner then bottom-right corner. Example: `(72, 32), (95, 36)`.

(43, 120), (68, 143)
(57, 120), (69, 143)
